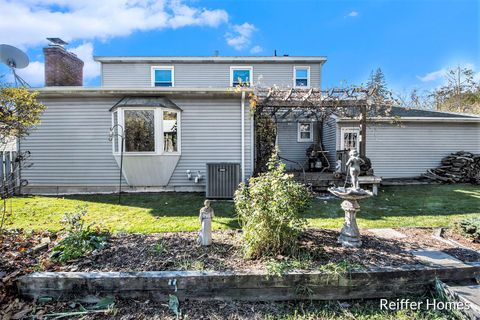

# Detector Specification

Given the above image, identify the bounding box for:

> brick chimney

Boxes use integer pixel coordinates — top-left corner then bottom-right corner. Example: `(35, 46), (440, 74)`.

(43, 40), (84, 86)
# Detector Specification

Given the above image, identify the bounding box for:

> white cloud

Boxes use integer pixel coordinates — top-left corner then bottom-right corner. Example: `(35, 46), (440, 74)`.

(15, 61), (45, 87)
(417, 63), (478, 85)
(226, 23), (257, 50)
(0, 0), (230, 48)
(417, 68), (447, 82)
(0, 0), (234, 86)
(347, 11), (359, 17)
(15, 42), (99, 87)
(250, 45), (263, 54)
(70, 42), (100, 82)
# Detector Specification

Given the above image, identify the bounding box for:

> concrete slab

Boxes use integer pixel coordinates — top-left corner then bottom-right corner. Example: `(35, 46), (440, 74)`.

(449, 284), (480, 305)
(411, 250), (466, 267)
(442, 283), (480, 320)
(368, 228), (406, 239)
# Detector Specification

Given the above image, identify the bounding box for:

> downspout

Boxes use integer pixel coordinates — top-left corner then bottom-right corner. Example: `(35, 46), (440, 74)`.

(250, 106), (254, 176)
(241, 91), (245, 182)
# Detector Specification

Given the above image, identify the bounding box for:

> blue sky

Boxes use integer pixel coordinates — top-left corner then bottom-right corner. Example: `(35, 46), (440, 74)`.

(0, 0), (478, 93)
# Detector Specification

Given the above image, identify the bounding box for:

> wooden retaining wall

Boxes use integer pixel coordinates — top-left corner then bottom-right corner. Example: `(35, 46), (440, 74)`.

(17, 263), (480, 302)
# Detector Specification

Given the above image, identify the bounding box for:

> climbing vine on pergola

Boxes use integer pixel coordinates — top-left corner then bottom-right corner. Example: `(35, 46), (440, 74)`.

(248, 86), (396, 174)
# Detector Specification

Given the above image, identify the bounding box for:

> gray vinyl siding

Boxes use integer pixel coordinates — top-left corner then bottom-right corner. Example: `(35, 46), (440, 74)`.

(168, 98), (253, 187)
(19, 98), (121, 187)
(337, 121), (480, 178)
(322, 117), (337, 166)
(19, 96), (252, 192)
(102, 63), (321, 88)
(277, 122), (318, 171)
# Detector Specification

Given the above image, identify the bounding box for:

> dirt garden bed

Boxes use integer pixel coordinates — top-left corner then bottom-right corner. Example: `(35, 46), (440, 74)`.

(1, 228), (479, 275)
(1, 227), (479, 319)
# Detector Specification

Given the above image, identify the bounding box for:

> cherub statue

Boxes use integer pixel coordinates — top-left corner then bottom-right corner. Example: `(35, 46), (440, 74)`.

(346, 149), (365, 190)
(198, 200), (215, 246)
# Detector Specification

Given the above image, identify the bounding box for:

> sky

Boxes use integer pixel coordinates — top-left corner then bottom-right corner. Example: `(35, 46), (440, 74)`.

(0, 0), (478, 94)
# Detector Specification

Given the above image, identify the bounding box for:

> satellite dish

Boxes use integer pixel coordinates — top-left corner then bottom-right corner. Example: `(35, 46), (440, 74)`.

(0, 44), (30, 87)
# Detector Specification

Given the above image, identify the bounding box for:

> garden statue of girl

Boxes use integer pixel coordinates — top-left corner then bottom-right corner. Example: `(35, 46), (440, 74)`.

(346, 149), (365, 190)
(198, 199), (215, 246)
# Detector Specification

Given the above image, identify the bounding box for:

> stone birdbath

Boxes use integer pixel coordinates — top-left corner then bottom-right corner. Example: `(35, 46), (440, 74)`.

(328, 150), (373, 248)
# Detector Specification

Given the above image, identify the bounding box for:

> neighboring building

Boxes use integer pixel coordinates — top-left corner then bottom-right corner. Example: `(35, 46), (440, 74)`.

(18, 43), (480, 194)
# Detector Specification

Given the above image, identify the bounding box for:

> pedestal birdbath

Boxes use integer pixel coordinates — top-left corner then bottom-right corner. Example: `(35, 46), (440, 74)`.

(328, 150), (373, 248)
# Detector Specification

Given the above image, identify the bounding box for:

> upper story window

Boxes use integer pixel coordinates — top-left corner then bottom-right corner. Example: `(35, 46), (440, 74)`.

(294, 66), (310, 88)
(152, 66), (174, 87)
(230, 66), (253, 87)
(298, 122), (313, 142)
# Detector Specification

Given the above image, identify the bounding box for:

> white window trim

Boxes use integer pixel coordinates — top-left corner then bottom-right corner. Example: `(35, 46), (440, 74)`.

(122, 107), (158, 155)
(293, 66), (310, 88)
(297, 122), (313, 142)
(151, 66), (175, 87)
(162, 108), (182, 155)
(230, 66), (253, 87)
(112, 107), (182, 156)
(340, 127), (360, 152)
(112, 110), (119, 153)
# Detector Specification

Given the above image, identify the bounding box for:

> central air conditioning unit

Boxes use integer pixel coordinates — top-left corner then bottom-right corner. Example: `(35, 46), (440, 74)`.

(206, 163), (241, 199)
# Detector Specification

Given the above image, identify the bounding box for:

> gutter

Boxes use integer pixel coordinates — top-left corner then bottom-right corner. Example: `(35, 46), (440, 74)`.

(94, 56), (328, 64)
(337, 117), (480, 123)
(30, 87), (251, 99)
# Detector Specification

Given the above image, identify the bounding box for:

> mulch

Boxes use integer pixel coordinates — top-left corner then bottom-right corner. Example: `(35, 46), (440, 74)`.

(1, 227), (479, 319)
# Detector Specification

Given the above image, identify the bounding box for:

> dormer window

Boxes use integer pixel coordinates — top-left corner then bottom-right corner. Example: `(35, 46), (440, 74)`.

(152, 66), (174, 87)
(230, 66), (253, 87)
(294, 66), (310, 88)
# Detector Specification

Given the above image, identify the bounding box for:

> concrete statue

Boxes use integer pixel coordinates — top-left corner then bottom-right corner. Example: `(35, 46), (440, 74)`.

(328, 149), (373, 248)
(198, 199), (215, 246)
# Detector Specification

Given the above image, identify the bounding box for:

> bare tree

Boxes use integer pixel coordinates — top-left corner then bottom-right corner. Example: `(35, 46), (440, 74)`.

(432, 66), (480, 114)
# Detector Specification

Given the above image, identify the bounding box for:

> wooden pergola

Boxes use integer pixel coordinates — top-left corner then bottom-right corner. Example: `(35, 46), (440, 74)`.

(251, 86), (395, 173)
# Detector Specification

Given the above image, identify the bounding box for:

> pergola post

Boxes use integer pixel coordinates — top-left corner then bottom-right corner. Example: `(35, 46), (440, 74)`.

(359, 104), (367, 157)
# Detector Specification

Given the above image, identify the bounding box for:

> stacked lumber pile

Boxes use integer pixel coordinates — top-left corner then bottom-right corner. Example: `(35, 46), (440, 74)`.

(423, 151), (480, 184)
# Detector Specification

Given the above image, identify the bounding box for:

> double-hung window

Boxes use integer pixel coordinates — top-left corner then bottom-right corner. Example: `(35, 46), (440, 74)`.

(230, 66), (253, 87)
(294, 66), (310, 88)
(152, 66), (174, 87)
(298, 122), (313, 142)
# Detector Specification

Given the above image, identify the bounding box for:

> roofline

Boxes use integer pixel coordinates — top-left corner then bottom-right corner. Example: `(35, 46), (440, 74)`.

(93, 56), (328, 64)
(31, 87), (250, 98)
(337, 117), (480, 123)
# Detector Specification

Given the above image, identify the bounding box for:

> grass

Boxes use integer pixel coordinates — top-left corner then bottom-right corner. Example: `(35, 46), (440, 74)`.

(4, 184), (479, 233)
(260, 295), (461, 320)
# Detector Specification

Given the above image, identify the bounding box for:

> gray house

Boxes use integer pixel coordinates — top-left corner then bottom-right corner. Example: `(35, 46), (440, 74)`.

(278, 107), (480, 179)
(19, 44), (480, 195)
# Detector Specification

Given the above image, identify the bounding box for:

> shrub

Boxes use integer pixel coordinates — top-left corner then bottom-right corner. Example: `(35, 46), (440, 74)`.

(455, 218), (480, 242)
(234, 150), (312, 259)
(51, 206), (109, 262)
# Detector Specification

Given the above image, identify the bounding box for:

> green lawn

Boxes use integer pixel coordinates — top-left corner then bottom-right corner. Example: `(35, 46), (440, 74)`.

(5, 184), (480, 233)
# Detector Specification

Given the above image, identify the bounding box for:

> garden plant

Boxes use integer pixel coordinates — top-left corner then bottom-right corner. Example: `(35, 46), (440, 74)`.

(235, 150), (312, 259)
